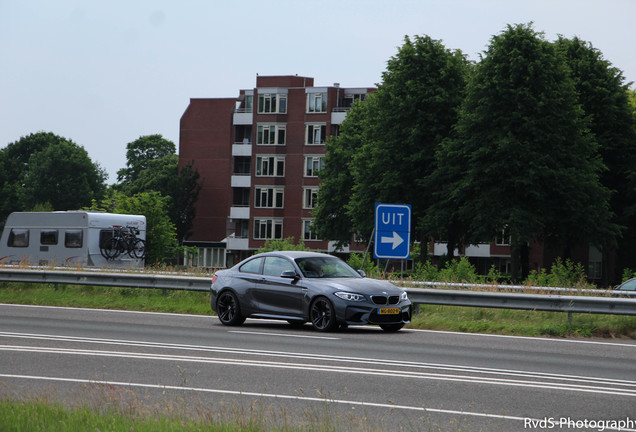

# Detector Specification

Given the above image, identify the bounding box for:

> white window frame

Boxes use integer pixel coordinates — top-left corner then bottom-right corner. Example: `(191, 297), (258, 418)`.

(304, 155), (324, 177)
(303, 187), (319, 209)
(255, 187), (284, 208)
(495, 227), (511, 246)
(254, 218), (283, 240)
(303, 219), (319, 241)
(257, 124), (286, 145)
(258, 93), (287, 114)
(307, 92), (327, 113)
(256, 155), (285, 177)
(306, 124), (327, 145)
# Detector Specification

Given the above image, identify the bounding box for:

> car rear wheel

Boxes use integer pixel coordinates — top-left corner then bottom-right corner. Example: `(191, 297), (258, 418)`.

(216, 291), (245, 326)
(380, 323), (404, 332)
(310, 297), (338, 332)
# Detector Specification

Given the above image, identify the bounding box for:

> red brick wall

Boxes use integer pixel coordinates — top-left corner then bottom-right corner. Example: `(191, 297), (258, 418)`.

(179, 98), (236, 241)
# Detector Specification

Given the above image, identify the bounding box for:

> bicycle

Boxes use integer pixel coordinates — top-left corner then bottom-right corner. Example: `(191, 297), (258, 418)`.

(100, 226), (146, 260)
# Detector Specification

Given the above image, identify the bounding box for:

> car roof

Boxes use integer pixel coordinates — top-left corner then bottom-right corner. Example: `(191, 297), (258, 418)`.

(253, 251), (335, 259)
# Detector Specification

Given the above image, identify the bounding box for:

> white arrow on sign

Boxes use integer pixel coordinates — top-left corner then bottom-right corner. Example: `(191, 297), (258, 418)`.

(380, 231), (404, 250)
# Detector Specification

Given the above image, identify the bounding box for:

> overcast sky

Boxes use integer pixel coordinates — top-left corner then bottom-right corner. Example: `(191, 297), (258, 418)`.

(2, 0), (635, 183)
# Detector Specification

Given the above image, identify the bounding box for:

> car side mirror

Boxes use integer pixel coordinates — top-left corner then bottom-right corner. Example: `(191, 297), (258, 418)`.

(357, 270), (366, 278)
(281, 270), (299, 279)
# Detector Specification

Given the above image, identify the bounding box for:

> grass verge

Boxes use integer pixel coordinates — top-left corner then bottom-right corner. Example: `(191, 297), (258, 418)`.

(0, 282), (635, 338)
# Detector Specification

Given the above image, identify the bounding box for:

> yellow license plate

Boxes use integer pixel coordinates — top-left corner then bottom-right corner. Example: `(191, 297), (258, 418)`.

(378, 308), (400, 315)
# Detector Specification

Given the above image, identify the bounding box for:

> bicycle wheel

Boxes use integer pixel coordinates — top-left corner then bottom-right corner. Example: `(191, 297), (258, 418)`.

(101, 237), (121, 259)
(130, 238), (146, 259)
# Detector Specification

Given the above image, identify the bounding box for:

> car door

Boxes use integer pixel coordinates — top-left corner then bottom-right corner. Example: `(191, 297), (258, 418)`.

(250, 256), (304, 318)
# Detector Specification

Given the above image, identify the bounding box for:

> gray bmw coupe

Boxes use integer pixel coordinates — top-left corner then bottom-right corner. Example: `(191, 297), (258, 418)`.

(210, 251), (411, 332)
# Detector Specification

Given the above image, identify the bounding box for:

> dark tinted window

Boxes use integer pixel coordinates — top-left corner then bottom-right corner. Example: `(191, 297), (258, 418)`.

(99, 230), (114, 248)
(65, 230), (83, 248)
(239, 257), (263, 274)
(8, 229), (29, 247)
(40, 230), (58, 245)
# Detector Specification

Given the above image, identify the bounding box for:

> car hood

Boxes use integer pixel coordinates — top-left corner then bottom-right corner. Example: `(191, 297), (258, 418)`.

(306, 277), (404, 295)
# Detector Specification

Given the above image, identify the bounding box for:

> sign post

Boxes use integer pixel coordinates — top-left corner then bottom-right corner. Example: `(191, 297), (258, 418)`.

(373, 203), (411, 260)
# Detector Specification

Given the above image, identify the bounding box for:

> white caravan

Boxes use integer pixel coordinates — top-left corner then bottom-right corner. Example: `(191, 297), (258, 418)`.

(0, 211), (146, 268)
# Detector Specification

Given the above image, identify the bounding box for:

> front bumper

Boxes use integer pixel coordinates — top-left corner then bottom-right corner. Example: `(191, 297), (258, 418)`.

(341, 302), (412, 326)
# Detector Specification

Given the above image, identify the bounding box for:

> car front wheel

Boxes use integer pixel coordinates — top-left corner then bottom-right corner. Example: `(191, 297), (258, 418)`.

(216, 291), (245, 326)
(310, 297), (338, 332)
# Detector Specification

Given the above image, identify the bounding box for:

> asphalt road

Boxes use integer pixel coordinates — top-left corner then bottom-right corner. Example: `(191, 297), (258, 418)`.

(0, 303), (635, 431)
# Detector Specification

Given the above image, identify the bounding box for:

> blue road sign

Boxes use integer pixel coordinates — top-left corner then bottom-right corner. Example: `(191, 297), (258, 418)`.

(374, 203), (411, 259)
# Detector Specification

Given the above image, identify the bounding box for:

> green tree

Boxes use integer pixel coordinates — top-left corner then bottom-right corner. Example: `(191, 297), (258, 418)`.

(555, 36), (636, 283)
(349, 36), (470, 246)
(313, 96), (376, 247)
(117, 134), (176, 187)
(445, 24), (617, 281)
(116, 135), (201, 242)
(315, 35), (470, 252)
(0, 132), (106, 222)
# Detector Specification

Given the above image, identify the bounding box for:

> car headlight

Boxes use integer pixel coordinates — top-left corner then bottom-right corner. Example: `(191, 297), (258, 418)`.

(334, 291), (364, 302)
(401, 291), (408, 301)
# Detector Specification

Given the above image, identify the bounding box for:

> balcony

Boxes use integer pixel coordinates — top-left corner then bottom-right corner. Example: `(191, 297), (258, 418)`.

(231, 174), (251, 188)
(331, 107), (349, 125)
(230, 206), (250, 220)
(232, 141), (252, 156)
(233, 108), (253, 125)
(225, 236), (250, 251)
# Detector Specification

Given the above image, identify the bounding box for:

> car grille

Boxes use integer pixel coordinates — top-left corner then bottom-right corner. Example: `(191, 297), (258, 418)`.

(371, 295), (400, 305)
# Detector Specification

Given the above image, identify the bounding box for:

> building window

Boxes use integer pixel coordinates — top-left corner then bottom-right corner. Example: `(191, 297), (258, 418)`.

(254, 219), (283, 240)
(495, 227), (511, 246)
(257, 124), (286, 145)
(588, 261), (602, 279)
(303, 220), (319, 241)
(303, 187), (319, 209)
(258, 93), (287, 114)
(185, 247), (226, 268)
(305, 156), (324, 177)
(342, 93), (367, 108)
(255, 187), (284, 208)
(256, 156), (285, 177)
(307, 92), (327, 113)
(306, 124), (326, 145)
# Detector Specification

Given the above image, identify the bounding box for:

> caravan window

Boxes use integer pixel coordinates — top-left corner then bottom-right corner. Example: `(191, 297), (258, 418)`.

(41, 230), (59, 245)
(8, 229), (29, 247)
(99, 230), (114, 248)
(65, 230), (83, 248)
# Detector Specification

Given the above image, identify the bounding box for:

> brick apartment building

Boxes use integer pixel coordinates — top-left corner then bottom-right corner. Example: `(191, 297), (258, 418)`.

(178, 75), (375, 268)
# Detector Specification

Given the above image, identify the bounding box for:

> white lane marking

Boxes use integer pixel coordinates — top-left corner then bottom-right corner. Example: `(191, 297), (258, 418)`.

(1, 331), (634, 391)
(410, 328), (636, 348)
(228, 330), (340, 340)
(2, 344), (635, 397)
(3, 302), (636, 348)
(0, 373), (556, 428)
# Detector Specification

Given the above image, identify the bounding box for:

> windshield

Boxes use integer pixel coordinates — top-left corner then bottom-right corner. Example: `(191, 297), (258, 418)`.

(295, 256), (362, 279)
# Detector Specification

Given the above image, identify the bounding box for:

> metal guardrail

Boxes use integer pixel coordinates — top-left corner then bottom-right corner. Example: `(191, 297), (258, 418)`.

(0, 267), (635, 316)
(0, 268), (210, 292)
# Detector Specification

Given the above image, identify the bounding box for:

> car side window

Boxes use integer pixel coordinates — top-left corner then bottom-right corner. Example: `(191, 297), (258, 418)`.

(621, 280), (636, 291)
(263, 257), (295, 277)
(239, 257), (264, 274)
